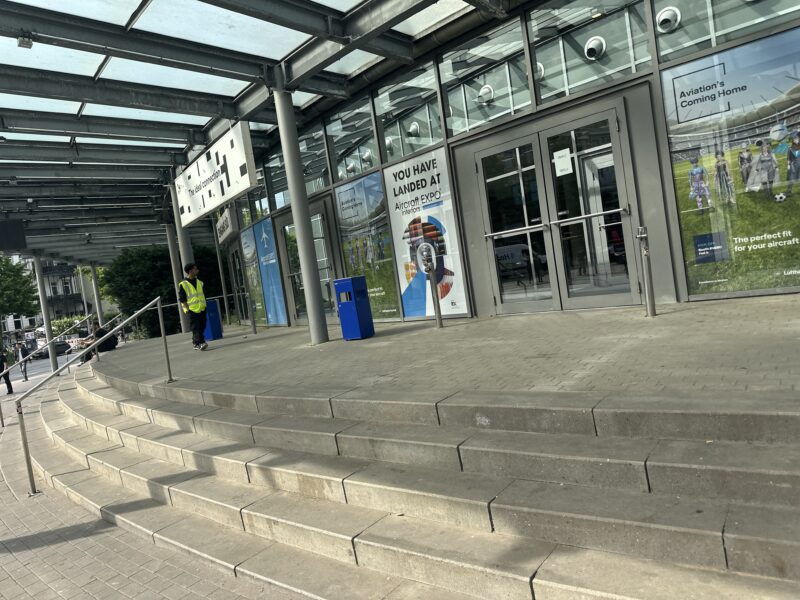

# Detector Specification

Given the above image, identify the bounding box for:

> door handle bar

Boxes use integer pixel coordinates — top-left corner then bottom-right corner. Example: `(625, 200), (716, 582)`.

(549, 206), (629, 227)
(484, 223), (548, 239)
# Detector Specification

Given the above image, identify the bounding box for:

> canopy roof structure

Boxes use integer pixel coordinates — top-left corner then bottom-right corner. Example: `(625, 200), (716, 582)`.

(0, 0), (514, 265)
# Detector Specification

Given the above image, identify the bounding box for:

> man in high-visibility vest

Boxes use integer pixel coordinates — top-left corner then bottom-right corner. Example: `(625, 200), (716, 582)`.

(178, 263), (208, 350)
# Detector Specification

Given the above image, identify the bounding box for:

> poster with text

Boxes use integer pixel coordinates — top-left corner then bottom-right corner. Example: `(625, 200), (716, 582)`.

(239, 226), (266, 324)
(662, 27), (800, 296)
(334, 172), (400, 318)
(384, 147), (468, 317)
(252, 218), (288, 325)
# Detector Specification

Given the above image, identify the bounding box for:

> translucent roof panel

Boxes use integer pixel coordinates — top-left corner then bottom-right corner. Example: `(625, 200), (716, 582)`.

(75, 137), (186, 148)
(312, 0), (363, 10)
(293, 91), (319, 107)
(82, 104), (210, 125)
(393, 0), (472, 38)
(325, 50), (379, 75)
(1, 132), (70, 142)
(100, 58), (249, 96)
(134, 0), (311, 60)
(0, 37), (104, 76)
(0, 93), (81, 113)
(8, 0), (143, 26)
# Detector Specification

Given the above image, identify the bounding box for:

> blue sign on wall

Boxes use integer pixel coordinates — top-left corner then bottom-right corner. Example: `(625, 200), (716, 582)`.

(253, 218), (288, 326)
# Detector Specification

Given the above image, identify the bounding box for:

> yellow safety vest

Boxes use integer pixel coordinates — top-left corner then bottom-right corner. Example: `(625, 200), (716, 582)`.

(179, 279), (206, 313)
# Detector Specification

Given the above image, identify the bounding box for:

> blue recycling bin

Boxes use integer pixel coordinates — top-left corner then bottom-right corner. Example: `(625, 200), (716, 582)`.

(334, 276), (374, 340)
(203, 299), (224, 341)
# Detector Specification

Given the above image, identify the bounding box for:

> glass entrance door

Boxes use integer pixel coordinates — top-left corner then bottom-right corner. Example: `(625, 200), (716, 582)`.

(274, 201), (338, 323)
(229, 247), (249, 321)
(474, 108), (640, 313)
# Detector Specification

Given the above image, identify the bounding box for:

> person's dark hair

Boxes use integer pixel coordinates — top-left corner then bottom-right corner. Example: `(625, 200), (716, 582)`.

(183, 262), (197, 274)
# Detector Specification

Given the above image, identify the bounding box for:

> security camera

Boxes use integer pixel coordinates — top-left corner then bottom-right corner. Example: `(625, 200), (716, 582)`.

(345, 161), (356, 174)
(535, 62), (545, 82)
(385, 136), (395, 154)
(656, 7), (682, 34)
(584, 36), (607, 61)
(360, 149), (373, 165)
(406, 121), (420, 137)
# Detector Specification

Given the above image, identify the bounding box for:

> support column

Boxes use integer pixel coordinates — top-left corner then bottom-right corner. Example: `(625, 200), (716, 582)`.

(170, 184), (194, 267)
(90, 264), (104, 327)
(32, 255), (58, 374)
(165, 224), (189, 333)
(77, 268), (89, 315)
(274, 86), (328, 344)
(210, 216), (232, 325)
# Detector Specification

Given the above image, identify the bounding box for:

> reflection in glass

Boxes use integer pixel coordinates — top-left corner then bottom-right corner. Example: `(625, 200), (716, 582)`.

(283, 214), (334, 318)
(528, 1), (650, 103)
(547, 122), (631, 298)
(440, 20), (530, 136)
(375, 64), (442, 161)
(267, 125), (330, 210)
(481, 144), (552, 304)
(326, 97), (378, 182)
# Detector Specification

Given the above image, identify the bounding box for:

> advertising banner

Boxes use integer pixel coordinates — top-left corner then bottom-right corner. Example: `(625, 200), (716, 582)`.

(239, 226), (266, 324)
(334, 173), (400, 318)
(383, 147), (468, 317)
(252, 218), (288, 326)
(662, 27), (800, 296)
(175, 122), (257, 227)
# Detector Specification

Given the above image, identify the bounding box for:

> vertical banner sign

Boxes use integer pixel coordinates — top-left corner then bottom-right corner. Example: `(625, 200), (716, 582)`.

(252, 218), (288, 325)
(175, 122), (257, 227)
(334, 173), (400, 318)
(239, 226), (266, 324)
(384, 147), (468, 317)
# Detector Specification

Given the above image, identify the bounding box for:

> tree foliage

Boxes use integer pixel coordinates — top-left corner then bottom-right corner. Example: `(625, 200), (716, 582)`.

(0, 254), (39, 319)
(102, 246), (224, 337)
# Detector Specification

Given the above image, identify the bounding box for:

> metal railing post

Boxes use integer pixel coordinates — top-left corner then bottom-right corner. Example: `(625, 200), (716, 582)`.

(15, 399), (38, 496)
(637, 226), (657, 318)
(0, 399), (4, 428)
(157, 297), (174, 383)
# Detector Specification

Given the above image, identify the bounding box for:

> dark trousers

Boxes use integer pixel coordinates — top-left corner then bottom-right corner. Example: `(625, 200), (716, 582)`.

(189, 310), (207, 346)
(2, 370), (12, 393)
(19, 360), (27, 381)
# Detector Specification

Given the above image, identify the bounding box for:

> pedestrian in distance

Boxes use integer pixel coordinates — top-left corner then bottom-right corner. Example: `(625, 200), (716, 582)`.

(1, 345), (13, 395)
(15, 341), (30, 382)
(77, 321), (117, 365)
(179, 262), (208, 351)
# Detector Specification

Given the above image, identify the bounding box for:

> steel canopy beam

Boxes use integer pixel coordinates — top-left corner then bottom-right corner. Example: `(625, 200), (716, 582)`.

(0, 164), (167, 180)
(0, 109), (205, 144)
(462, 0), (507, 18)
(0, 184), (164, 199)
(282, 0), (436, 88)
(0, 141), (187, 165)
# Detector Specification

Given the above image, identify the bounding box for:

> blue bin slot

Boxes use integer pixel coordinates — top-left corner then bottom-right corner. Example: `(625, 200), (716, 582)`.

(334, 276), (374, 341)
(203, 299), (224, 341)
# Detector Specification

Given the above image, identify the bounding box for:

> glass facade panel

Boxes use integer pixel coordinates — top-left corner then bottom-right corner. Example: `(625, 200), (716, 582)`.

(662, 27), (800, 296)
(528, 1), (650, 103)
(268, 125), (330, 210)
(440, 20), (530, 135)
(375, 64), (443, 161)
(326, 97), (378, 183)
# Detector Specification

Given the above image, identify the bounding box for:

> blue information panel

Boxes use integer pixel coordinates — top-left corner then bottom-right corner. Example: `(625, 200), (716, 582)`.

(253, 218), (288, 326)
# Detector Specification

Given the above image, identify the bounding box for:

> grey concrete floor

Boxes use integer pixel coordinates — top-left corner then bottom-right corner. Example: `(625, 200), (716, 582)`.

(107, 294), (800, 395)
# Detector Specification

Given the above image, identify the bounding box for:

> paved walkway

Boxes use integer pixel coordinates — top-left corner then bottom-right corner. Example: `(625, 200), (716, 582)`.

(110, 294), (800, 395)
(0, 377), (295, 600)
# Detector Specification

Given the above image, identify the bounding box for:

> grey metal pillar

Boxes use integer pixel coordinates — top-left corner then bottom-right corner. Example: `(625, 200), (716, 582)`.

(165, 224), (190, 333)
(274, 85), (328, 344)
(32, 255), (58, 374)
(90, 264), (105, 327)
(77, 268), (89, 315)
(169, 184), (195, 267)
(210, 216), (232, 325)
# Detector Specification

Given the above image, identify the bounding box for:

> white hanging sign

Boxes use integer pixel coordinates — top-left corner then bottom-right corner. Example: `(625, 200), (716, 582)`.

(215, 206), (238, 244)
(175, 122), (257, 227)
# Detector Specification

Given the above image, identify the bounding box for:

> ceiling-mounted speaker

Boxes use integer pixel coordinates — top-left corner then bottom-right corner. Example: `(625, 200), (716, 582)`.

(584, 36), (607, 60)
(406, 121), (420, 137)
(360, 149), (373, 165)
(345, 161), (356, 174)
(476, 84), (494, 106)
(385, 136), (395, 154)
(656, 7), (682, 33)
(535, 62), (545, 81)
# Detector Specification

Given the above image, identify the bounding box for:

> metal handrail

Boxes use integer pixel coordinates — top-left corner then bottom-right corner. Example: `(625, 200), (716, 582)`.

(548, 206), (629, 227)
(1, 296), (174, 496)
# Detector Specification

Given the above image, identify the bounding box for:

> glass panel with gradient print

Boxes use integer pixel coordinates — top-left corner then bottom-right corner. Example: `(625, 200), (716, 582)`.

(481, 144), (552, 303)
(283, 214), (335, 318)
(547, 121), (631, 298)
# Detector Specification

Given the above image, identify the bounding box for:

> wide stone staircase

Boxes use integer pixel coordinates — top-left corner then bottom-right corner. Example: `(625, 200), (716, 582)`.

(19, 361), (800, 599)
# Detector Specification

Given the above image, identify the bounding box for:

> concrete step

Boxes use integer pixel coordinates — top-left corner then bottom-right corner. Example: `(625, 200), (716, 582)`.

(491, 479), (728, 569)
(354, 514), (554, 599)
(724, 504), (800, 580)
(252, 415), (359, 455)
(331, 388), (452, 425)
(438, 389), (597, 434)
(531, 546), (800, 599)
(337, 422), (473, 470)
(647, 439), (800, 506)
(460, 430), (654, 491)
